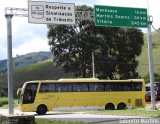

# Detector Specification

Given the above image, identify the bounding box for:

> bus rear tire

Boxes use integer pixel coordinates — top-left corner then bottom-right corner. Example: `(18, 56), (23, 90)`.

(105, 103), (115, 110)
(36, 105), (47, 115)
(117, 103), (126, 110)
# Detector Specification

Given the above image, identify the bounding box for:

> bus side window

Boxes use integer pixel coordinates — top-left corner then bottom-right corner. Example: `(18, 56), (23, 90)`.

(105, 83), (110, 91)
(82, 83), (88, 92)
(95, 83), (105, 91)
(56, 84), (61, 92)
(105, 83), (116, 91)
(73, 83), (89, 92)
(48, 84), (55, 92)
(39, 83), (56, 92)
(73, 83), (82, 92)
(132, 82), (142, 91)
(40, 83), (56, 92)
(89, 83), (95, 92)
(117, 82), (131, 91)
(56, 83), (72, 92)
(39, 84), (48, 92)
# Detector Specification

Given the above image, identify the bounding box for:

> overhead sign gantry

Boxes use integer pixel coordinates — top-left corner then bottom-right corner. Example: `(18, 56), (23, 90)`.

(5, 1), (156, 116)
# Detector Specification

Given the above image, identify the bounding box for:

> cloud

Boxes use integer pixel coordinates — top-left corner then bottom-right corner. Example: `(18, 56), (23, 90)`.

(0, 0), (49, 60)
(13, 36), (50, 57)
(98, 0), (148, 8)
(0, 41), (7, 60)
(12, 18), (48, 49)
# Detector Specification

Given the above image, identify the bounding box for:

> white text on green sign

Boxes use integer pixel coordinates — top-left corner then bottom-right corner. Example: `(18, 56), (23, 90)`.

(94, 5), (148, 28)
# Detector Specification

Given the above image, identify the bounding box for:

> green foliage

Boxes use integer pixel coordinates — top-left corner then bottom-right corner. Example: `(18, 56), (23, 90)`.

(89, 109), (160, 117)
(35, 119), (85, 124)
(47, 5), (144, 79)
(137, 31), (160, 77)
(0, 60), (70, 98)
(0, 51), (52, 74)
(143, 73), (160, 83)
(144, 31), (160, 44)
(13, 60), (70, 89)
(0, 52), (53, 90)
(0, 97), (8, 107)
(0, 74), (6, 87)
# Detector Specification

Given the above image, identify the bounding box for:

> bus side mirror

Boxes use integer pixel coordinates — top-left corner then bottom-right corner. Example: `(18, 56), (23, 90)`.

(17, 88), (22, 95)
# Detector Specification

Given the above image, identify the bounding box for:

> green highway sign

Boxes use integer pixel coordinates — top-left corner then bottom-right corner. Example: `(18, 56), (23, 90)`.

(94, 5), (148, 28)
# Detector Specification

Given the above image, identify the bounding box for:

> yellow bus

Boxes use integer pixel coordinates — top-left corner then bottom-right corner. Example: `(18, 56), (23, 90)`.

(17, 78), (146, 115)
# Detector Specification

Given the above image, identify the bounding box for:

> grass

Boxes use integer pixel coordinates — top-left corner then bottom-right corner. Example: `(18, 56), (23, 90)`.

(0, 97), (18, 108)
(137, 32), (160, 77)
(35, 119), (85, 124)
(88, 109), (160, 117)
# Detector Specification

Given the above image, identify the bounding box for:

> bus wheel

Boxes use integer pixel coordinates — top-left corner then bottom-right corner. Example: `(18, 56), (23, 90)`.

(117, 103), (126, 110)
(105, 103), (115, 110)
(36, 105), (47, 115)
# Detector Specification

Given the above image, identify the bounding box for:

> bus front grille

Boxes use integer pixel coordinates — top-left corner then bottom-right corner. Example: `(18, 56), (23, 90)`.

(135, 99), (142, 107)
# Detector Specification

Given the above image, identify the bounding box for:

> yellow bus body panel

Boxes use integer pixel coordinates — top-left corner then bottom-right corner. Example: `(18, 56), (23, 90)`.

(19, 79), (146, 112)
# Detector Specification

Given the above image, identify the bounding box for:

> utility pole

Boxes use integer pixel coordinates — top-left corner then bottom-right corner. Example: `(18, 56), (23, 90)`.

(147, 16), (156, 110)
(92, 52), (95, 78)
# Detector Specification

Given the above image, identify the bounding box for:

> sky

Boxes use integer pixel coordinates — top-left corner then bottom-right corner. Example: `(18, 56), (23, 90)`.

(0, 0), (159, 60)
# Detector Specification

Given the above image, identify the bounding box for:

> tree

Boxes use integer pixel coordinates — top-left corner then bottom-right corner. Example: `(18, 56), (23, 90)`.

(47, 5), (144, 79)
(143, 73), (160, 83)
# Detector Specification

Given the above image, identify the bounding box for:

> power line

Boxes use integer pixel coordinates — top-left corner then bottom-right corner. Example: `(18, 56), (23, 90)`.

(152, 24), (160, 34)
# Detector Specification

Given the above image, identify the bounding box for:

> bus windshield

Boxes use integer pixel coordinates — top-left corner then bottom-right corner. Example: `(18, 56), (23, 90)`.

(22, 83), (38, 104)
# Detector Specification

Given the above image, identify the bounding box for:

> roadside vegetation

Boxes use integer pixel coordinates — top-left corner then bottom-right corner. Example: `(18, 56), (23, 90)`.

(0, 97), (18, 108)
(35, 119), (85, 124)
(88, 109), (160, 117)
(0, 97), (8, 107)
(137, 31), (160, 78)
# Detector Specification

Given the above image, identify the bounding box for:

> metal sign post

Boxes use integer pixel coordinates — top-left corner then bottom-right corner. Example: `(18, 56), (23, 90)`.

(147, 16), (156, 110)
(5, 14), (14, 115)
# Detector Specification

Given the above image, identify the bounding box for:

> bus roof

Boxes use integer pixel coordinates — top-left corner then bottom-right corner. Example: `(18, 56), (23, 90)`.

(24, 78), (144, 83)
(58, 78), (99, 82)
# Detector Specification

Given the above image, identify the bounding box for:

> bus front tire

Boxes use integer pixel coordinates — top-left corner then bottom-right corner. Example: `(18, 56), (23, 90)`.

(105, 103), (115, 110)
(36, 105), (47, 115)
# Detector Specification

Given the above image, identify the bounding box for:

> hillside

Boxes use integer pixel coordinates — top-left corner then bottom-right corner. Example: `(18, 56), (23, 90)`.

(0, 59), (70, 89)
(13, 60), (71, 88)
(0, 51), (52, 74)
(137, 31), (160, 77)
(0, 60), (71, 97)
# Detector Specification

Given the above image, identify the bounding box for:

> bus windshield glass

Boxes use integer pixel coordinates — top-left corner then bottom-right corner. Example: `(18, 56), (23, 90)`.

(23, 83), (38, 104)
